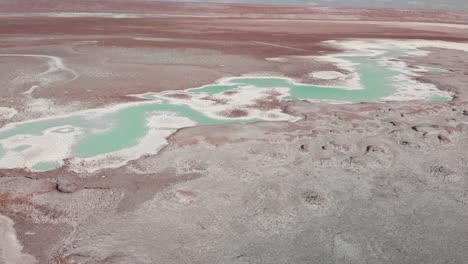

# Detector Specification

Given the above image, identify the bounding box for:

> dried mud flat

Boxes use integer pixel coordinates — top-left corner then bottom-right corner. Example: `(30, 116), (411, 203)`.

(1, 2), (468, 264)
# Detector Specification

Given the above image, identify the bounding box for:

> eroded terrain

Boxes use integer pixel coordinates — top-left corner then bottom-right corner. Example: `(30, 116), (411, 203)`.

(0, 2), (468, 264)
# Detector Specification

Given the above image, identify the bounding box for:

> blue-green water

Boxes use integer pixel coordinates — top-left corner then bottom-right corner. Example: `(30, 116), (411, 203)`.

(31, 161), (62, 171)
(73, 103), (232, 158)
(0, 49), (451, 171)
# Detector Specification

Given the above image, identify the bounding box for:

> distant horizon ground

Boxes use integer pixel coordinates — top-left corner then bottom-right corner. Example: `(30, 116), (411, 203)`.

(153, 0), (468, 11)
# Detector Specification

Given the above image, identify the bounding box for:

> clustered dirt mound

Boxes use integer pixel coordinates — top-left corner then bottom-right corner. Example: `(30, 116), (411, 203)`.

(1, 97), (467, 263)
(1, 3), (468, 263)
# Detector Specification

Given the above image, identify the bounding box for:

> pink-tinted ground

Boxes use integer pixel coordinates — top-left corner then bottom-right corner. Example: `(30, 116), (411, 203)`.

(0, 2), (467, 122)
(0, 2), (468, 264)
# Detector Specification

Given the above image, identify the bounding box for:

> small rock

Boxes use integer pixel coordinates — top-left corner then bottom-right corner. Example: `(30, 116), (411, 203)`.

(438, 134), (451, 144)
(302, 191), (326, 210)
(365, 145), (372, 153)
(300, 144), (310, 152)
(430, 165), (453, 178)
(400, 140), (410, 146)
(174, 189), (198, 204)
(365, 145), (385, 153)
(55, 182), (80, 193)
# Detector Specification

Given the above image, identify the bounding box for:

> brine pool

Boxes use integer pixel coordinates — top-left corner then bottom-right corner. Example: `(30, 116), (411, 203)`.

(0, 48), (452, 171)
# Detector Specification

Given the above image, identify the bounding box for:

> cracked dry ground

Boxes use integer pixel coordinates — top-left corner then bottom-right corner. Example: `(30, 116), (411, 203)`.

(0, 98), (467, 263)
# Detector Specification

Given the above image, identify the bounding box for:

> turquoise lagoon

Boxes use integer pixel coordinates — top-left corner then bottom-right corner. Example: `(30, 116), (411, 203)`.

(0, 49), (451, 171)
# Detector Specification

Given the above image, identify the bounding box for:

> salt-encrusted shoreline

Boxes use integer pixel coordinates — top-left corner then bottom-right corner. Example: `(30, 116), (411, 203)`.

(0, 39), (462, 172)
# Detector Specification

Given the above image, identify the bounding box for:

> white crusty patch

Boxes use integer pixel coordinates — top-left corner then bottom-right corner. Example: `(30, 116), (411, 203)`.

(0, 39), (463, 172)
(0, 107), (17, 120)
(309, 71), (346, 80)
(69, 112), (197, 173)
(319, 39), (458, 100)
(0, 126), (82, 170)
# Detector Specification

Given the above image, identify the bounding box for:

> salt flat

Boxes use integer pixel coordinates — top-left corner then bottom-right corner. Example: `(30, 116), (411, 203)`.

(0, 1), (467, 263)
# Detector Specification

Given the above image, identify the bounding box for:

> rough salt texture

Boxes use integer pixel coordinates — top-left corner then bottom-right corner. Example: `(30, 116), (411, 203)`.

(1, 2), (468, 264)
(1, 5), (467, 123)
(310, 70), (346, 80)
(2, 99), (468, 264)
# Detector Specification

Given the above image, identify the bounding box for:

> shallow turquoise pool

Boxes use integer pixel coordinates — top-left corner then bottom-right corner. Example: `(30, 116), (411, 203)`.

(0, 48), (451, 171)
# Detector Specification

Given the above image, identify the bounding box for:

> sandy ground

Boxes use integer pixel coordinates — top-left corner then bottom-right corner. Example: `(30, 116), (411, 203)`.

(401, 47), (468, 100)
(2, 98), (468, 264)
(0, 2), (468, 264)
(2, 0), (468, 24)
(0, 214), (37, 264)
(0, 5), (467, 123)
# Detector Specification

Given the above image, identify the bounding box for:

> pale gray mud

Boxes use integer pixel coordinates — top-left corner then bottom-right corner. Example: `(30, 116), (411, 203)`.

(2, 98), (468, 264)
(2, 56), (468, 263)
(1, 3), (468, 264)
